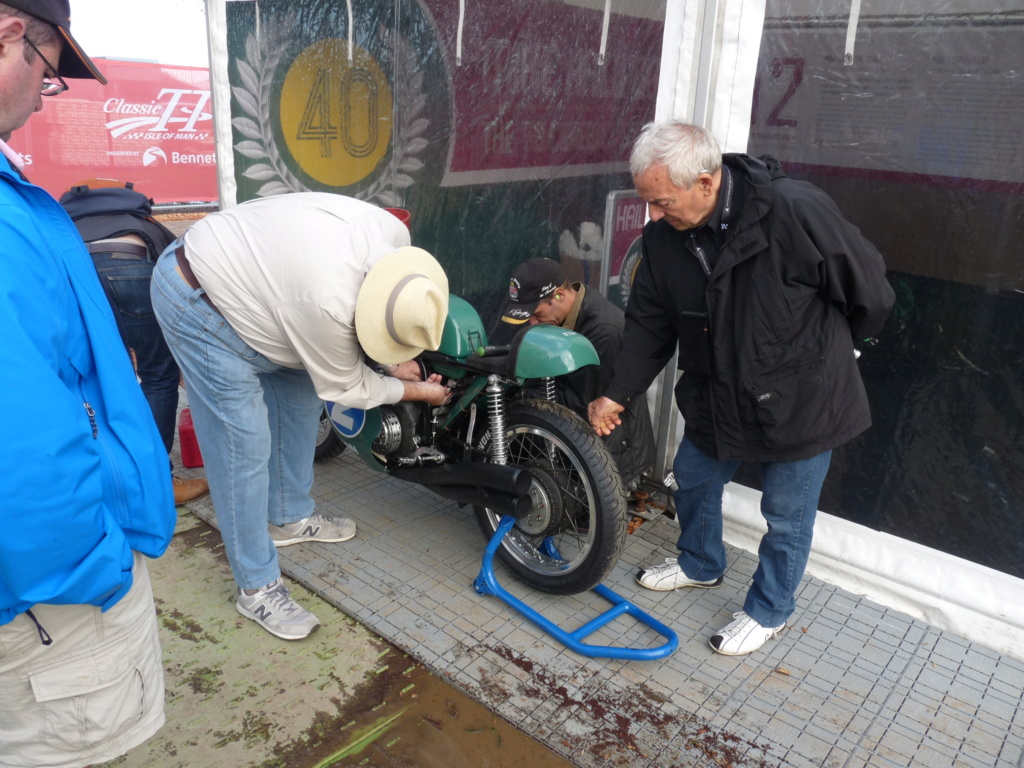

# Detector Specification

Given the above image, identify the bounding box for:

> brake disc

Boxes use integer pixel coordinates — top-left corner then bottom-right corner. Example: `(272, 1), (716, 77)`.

(515, 466), (564, 537)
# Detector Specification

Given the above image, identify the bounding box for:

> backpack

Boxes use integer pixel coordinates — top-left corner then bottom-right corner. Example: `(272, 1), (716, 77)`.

(58, 179), (176, 259)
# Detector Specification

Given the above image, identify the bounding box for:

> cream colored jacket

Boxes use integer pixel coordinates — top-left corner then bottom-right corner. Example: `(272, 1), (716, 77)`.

(184, 192), (408, 407)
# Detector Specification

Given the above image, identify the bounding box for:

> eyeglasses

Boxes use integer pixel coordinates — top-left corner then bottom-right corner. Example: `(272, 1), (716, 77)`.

(24, 37), (70, 97)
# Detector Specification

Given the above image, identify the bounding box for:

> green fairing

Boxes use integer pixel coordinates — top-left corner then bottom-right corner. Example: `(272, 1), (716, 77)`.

(513, 325), (599, 378)
(437, 296), (488, 360)
(337, 405), (387, 472)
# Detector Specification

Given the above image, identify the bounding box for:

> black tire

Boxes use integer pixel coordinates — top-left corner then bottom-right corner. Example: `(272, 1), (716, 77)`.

(473, 399), (627, 594)
(314, 406), (347, 463)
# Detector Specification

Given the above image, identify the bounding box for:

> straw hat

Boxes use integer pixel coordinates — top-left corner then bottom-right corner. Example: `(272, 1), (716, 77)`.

(355, 247), (449, 365)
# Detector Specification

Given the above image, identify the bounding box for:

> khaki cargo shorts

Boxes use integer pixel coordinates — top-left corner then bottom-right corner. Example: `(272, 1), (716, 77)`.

(0, 552), (165, 768)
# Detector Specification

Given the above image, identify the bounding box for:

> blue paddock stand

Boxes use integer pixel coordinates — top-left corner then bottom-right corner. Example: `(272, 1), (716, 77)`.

(473, 515), (679, 661)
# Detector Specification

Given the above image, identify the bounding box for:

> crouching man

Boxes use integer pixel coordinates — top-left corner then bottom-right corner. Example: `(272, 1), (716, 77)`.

(501, 257), (655, 486)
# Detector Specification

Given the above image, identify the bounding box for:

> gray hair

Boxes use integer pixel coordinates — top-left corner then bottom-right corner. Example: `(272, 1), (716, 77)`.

(0, 2), (59, 62)
(629, 122), (723, 189)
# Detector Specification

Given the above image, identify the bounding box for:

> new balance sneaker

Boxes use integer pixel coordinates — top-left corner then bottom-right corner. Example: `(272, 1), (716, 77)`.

(709, 611), (785, 656)
(636, 558), (724, 591)
(236, 579), (321, 640)
(269, 512), (356, 547)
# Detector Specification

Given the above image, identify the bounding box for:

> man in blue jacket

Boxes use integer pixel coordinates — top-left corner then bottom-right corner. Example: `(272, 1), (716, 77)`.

(590, 122), (894, 656)
(0, 2), (177, 766)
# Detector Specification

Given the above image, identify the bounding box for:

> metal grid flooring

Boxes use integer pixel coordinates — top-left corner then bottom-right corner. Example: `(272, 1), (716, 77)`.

(182, 448), (1024, 768)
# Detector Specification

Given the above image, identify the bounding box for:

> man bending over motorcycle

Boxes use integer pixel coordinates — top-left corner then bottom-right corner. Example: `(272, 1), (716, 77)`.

(500, 257), (654, 486)
(151, 193), (450, 641)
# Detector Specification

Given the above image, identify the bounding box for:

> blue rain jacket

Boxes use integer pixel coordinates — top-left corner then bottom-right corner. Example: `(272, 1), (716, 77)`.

(0, 164), (175, 626)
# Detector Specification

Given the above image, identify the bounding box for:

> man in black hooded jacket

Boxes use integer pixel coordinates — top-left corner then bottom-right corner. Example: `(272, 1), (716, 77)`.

(589, 122), (894, 656)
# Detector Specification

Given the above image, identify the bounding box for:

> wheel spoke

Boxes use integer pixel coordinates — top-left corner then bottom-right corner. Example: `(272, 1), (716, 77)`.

(475, 402), (624, 594)
(488, 423), (597, 576)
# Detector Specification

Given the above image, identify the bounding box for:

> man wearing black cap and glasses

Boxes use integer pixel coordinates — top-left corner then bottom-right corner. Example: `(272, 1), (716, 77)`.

(501, 257), (655, 486)
(0, 3), (177, 766)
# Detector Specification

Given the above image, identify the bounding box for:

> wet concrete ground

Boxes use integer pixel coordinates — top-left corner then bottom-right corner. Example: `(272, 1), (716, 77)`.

(258, 448), (1024, 768)
(96, 510), (574, 768)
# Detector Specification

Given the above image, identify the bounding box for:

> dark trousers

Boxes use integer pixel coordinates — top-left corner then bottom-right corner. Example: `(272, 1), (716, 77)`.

(91, 248), (180, 455)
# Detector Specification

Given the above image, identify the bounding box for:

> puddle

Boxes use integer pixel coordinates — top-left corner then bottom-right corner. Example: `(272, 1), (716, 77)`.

(284, 657), (576, 768)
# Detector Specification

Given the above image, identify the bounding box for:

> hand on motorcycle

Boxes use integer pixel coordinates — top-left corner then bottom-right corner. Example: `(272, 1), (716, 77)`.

(400, 373), (451, 406)
(387, 360), (426, 381)
(588, 396), (624, 436)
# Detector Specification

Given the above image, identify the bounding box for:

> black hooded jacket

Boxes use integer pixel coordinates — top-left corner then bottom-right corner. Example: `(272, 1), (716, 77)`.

(604, 154), (895, 462)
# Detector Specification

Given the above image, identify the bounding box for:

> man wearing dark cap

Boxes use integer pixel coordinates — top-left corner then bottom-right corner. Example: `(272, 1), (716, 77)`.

(501, 257), (655, 485)
(0, 3), (177, 766)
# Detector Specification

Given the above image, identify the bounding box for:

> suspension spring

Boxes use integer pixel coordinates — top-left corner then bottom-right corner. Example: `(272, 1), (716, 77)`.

(486, 375), (508, 465)
(541, 377), (556, 401)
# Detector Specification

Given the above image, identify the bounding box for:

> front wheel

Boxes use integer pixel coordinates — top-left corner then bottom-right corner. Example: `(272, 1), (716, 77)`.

(474, 399), (627, 594)
(314, 406), (347, 463)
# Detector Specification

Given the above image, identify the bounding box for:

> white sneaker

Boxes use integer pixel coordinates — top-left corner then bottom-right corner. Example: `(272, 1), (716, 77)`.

(269, 512), (356, 547)
(236, 579), (321, 640)
(636, 558), (723, 591)
(709, 611), (785, 656)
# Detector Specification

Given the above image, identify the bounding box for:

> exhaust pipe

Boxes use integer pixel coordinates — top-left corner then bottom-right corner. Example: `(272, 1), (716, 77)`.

(391, 463), (533, 496)
(423, 484), (532, 518)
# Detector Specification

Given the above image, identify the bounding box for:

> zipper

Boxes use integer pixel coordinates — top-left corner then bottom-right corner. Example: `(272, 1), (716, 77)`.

(81, 391), (129, 514)
(84, 401), (98, 438)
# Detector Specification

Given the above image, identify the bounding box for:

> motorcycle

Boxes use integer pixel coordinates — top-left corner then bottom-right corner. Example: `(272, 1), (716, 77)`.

(317, 295), (627, 595)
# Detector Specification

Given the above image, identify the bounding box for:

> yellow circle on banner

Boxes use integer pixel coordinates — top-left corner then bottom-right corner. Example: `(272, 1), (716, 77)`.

(279, 38), (393, 187)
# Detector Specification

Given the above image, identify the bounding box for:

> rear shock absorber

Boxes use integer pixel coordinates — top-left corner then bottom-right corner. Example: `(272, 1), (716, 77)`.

(486, 375), (508, 465)
(540, 376), (556, 401)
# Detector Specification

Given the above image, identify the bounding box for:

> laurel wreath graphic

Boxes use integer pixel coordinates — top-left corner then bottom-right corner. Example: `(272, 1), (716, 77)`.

(230, 15), (426, 205)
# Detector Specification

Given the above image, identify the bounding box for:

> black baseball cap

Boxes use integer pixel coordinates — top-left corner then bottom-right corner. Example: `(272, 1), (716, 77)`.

(5, 0), (107, 83)
(501, 258), (567, 324)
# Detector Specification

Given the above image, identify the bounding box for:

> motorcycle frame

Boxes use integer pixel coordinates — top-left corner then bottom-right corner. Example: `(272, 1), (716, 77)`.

(325, 295), (599, 469)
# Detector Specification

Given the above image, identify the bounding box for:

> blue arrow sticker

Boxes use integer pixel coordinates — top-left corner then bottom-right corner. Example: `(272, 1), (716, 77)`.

(326, 401), (365, 438)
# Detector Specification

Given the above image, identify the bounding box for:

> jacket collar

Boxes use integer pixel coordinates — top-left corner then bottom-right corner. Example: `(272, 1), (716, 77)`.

(711, 154), (777, 272)
(722, 153), (776, 230)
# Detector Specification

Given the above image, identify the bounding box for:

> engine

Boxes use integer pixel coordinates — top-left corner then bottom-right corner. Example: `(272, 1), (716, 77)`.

(371, 402), (421, 458)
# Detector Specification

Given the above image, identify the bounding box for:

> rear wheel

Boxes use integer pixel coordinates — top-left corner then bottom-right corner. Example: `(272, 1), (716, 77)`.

(474, 399), (627, 594)
(314, 406), (347, 463)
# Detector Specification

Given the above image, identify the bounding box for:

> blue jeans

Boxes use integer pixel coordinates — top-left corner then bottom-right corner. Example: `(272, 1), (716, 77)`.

(150, 245), (322, 590)
(91, 249), (179, 455)
(672, 435), (832, 628)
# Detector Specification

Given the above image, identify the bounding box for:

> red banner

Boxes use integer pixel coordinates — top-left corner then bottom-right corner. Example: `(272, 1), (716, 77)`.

(9, 59), (216, 204)
(427, 0), (663, 185)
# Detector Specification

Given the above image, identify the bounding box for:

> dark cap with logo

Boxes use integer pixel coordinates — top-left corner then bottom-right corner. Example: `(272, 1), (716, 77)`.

(501, 258), (567, 325)
(4, 0), (107, 84)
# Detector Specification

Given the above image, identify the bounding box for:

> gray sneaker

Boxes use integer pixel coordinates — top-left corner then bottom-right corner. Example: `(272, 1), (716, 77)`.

(269, 512), (356, 547)
(636, 558), (724, 591)
(236, 579), (321, 640)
